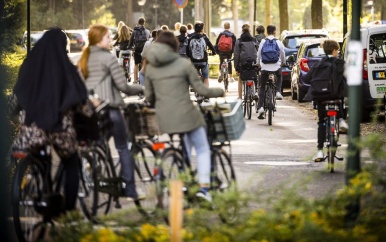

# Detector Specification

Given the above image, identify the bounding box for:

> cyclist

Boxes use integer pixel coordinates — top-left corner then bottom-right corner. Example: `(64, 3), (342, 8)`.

(254, 25), (266, 49)
(114, 25), (131, 66)
(78, 24), (144, 200)
(303, 39), (348, 162)
(12, 28), (91, 212)
(234, 24), (258, 100)
(256, 25), (285, 119)
(144, 31), (224, 201)
(186, 21), (217, 87)
(215, 21), (236, 83)
(177, 25), (189, 58)
(128, 17), (151, 83)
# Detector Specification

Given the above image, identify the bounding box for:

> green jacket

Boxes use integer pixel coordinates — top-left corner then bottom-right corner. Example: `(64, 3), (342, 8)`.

(144, 43), (224, 134)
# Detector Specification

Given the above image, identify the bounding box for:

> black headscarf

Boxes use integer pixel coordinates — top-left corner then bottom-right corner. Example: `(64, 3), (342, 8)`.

(14, 28), (88, 131)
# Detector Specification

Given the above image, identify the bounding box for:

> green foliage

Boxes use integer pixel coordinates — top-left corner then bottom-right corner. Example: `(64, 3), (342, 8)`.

(1, 49), (25, 93)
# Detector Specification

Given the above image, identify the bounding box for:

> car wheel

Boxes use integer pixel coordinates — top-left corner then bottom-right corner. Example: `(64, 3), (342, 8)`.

(297, 85), (306, 103)
(291, 84), (297, 100)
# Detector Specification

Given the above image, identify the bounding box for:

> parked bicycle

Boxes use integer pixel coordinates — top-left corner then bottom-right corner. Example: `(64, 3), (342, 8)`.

(220, 58), (233, 92)
(321, 100), (344, 173)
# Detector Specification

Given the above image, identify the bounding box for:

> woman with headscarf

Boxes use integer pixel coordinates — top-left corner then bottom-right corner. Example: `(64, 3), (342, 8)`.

(78, 24), (144, 200)
(13, 28), (90, 211)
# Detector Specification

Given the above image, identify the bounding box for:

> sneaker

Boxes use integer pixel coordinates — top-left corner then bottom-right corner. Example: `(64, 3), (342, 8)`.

(339, 118), (348, 133)
(195, 187), (212, 202)
(257, 107), (264, 119)
(276, 92), (283, 100)
(253, 92), (259, 100)
(313, 149), (325, 162)
(218, 75), (223, 83)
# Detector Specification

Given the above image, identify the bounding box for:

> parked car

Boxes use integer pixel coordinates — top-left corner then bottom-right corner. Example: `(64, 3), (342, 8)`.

(21, 30), (71, 53)
(280, 29), (329, 87)
(65, 29), (88, 52)
(341, 25), (386, 122)
(290, 39), (327, 102)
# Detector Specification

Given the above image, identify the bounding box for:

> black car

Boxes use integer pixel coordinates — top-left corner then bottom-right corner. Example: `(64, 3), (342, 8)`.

(290, 39), (327, 102)
(280, 29), (329, 88)
(65, 29), (88, 52)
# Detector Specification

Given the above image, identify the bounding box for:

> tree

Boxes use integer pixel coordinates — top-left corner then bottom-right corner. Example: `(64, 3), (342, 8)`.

(311, 0), (323, 28)
(279, 0), (289, 32)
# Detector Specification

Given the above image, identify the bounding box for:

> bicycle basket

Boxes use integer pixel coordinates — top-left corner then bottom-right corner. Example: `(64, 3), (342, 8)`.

(202, 100), (245, 142)
(125, 104), (162, 137)
(240, 69), (257, 81)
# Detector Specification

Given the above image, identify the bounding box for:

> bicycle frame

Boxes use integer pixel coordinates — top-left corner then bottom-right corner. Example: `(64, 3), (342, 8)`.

(263, 72), (277, 125)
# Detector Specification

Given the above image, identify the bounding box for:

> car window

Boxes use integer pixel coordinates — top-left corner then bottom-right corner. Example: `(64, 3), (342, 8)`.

(283, 35), (327, 49)
(369, 33), (386, 64)
(306, 46), (325, 57)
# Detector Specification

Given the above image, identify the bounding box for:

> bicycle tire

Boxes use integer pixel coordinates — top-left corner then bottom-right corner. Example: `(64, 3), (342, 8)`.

(246, 86), (252, 120)
(267, 89), (273, 125)
(223, 74), (228, 92)
(155, 148), (184, 221)
(327, 117), (337, 173)
(211, 149), (238, 223)
(78, 145), (113, 220)
(12, 157), (47, 242)
(132, 141), (158, 217)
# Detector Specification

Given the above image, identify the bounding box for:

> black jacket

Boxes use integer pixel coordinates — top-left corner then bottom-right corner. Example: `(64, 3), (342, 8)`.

(303, 56), (348, 101)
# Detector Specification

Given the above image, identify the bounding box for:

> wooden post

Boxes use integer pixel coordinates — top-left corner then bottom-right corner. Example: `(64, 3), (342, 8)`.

(170, 180), (183, 242)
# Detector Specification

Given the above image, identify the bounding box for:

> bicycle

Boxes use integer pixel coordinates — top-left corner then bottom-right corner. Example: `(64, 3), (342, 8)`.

(153, 100), (238, 223)
(220, 58), (233, 92)
(11, 142), (93, 242)
(239, 65), (258, 120)
(321, 99), (344, 173)
(259, 71), (277, 126)
(120, 49), (132, 83)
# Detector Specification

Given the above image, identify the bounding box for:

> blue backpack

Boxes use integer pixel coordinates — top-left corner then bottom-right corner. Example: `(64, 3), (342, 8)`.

(261, 38), (280, 64)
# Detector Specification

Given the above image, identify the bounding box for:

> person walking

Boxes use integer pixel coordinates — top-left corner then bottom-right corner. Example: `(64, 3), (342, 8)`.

(303, 39), (348, 161)
(128, 17), (151, 83)
(256, 25), (285, 119)
(215, 21), (236, 83)
(234, 24), (258, 100)
(186, 21), (216, 87)
(12, 28), (90, 211)
(173, 22), (181, 36)
(143, 31), (224, 201)
(177, 24), (189, 58)
(78, 24), (144, 200)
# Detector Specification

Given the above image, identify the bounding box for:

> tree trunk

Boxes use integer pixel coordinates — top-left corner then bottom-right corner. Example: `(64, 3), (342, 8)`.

(232, 0), (239, 37)
(249, 0), (254, 30)
(279, 0), (289, 33)
(265, 0), (271, 26)
(311, 0), (323, 29)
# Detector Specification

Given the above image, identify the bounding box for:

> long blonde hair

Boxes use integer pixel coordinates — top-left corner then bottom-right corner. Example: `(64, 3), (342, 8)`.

(78, 24), (109, 79)
(117, 25), (131, 42)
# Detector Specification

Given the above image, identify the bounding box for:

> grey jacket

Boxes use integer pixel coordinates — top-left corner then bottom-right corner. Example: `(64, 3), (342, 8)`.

(85, 46), (142, 107)
(144, 43), (224, 134)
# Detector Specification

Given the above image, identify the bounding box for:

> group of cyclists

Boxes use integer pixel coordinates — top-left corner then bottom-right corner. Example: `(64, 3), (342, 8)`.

(9, 16), (349, 226)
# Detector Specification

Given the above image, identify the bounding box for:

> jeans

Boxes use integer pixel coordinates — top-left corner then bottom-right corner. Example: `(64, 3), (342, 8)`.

(194, 62), (209, 79)
(109, 108), (137, 198)
(183, 126), (211, 185)
(257, 68), (283, 109)
(61, 153), (80, 211)
(139, 70), (145, 86)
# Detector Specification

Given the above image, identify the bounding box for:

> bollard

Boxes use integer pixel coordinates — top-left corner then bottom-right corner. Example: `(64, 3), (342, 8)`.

(169, 180), (183, 242)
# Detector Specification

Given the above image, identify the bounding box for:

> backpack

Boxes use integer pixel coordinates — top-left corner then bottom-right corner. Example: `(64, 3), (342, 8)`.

(310, 60), (337, 101)
(218, 34), (233, 52)
(189, 36), (206, 61)
(261, 38), (280, 64)
(134, 28), (148, 52)
(179, 37), (188, 56)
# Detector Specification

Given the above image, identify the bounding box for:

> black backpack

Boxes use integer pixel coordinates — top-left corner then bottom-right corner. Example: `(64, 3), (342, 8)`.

(134, 27), (148, 52)
(179, 36), (188, 57)
(310, 60), (338, 101)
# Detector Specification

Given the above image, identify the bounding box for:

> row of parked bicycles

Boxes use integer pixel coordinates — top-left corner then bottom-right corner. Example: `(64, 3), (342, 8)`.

(10, 94), (240, 241)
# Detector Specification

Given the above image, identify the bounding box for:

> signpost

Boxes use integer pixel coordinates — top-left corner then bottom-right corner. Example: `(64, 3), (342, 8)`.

(174, 0), (188, 24)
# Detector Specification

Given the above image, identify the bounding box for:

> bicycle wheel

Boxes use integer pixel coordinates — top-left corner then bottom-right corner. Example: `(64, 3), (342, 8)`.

(246, 86), (252, 120)
(155, 148), (184, 220)
(211, 149), (238, 223)
(132, 141), (158, 217)
(12, 157), (46, 242)
(78, 145), (113, 220)
(327, 117), (337, 173)
(267, 89), (273, 125)
(223, 73), (228, 92)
